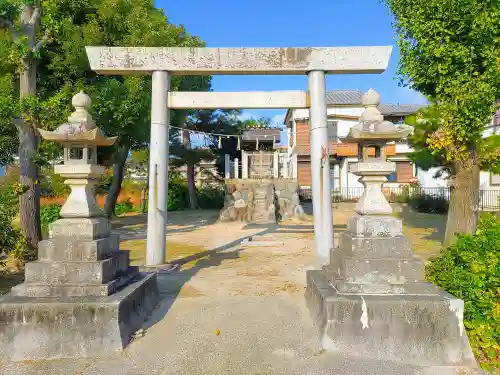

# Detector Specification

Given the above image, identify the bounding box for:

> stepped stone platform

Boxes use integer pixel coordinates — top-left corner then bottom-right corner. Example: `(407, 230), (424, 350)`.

(306, 214), (478, 368)
(0, 217), (159, 361)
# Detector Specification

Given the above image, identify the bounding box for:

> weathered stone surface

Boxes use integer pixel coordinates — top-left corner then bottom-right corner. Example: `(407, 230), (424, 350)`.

(0, 273), (159, 360)
(10, 269), (137, 297)
(341, 258), (425, 284)
(337, 232), (412, 259)
(38, 234), (120, 261)
(24, 251), (130, 285)
(86, 46), (393, 75)
(220, 178), (304, 224)
(354, 175), (393, 215)
(306, 270), (477, 367)
(49, 217), (111, 240)
(347, 215), (403, 237)
(333, 281), (441, 295)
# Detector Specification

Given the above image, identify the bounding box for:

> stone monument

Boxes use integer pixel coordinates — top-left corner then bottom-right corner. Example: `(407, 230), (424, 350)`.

(306, 90), (478, 369)
(0, 92), (159, 360)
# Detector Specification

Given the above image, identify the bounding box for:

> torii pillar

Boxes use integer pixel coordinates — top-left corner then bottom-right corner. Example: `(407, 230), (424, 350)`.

(85, 46), (393, 267)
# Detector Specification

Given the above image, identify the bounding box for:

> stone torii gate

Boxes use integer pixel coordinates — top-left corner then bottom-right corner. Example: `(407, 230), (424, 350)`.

(85, 46), (392, 266)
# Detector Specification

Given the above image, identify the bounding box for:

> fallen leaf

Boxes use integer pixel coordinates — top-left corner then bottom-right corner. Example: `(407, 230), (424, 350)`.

(215, 328), (221, 336)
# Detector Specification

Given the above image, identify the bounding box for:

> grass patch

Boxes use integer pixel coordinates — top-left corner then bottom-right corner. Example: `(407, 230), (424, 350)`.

(120, 239), (208, 266)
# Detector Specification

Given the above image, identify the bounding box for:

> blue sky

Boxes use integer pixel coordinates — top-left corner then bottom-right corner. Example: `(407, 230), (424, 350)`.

(156, 0), (427, 127)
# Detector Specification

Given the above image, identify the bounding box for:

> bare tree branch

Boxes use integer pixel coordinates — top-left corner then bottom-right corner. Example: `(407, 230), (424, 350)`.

(32, 31), (50, 53)
(29, 6), (42, 26)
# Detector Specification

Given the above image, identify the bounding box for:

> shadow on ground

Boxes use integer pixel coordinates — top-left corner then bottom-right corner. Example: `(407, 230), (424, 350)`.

(0, 271), (23, 295)
(113, 210), (220, 241)
(142, 222), (316, 330)
(397, 205), (446, 243)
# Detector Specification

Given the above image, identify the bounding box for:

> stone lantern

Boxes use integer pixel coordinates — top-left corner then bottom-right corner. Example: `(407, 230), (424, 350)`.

(306, 89), (477, 367)
(38, 91), (116, 218)
(345, 89), (413, 215)
(1, 92), (159, 361)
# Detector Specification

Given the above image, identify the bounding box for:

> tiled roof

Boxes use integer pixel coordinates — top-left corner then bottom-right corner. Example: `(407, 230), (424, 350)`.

(379, 104), (426, 116)
(324, 90), (426, 115)
(241, 128), (281, 141)
(325, 90), (364, 105)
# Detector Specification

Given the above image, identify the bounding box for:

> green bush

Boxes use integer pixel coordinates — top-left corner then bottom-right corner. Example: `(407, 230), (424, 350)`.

(168, 180), (189, 211)
(115, 199), (135, 216)
(40, 204), (61, 235)
(426, 214), (500, 370)
(408, 194), (449, 214)
(198, 186), (224, 209)
(95, 169), (114, 195)
(0, 186), (21, 255)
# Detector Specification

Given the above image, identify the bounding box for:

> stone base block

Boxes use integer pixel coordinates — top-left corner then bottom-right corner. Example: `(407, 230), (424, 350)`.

(341, 258), (425, 284)
(347, 215), (403, 237)
(24, 251), (129, 285)
(306, 270), (477, 367)
(333, 281), (441, 295)
(38, 235), (120, 261)
(11, 267), (139, 297)
(0, 273), (159, 361)
(337, 232), (412, 259)
(49, 217), (111, 240)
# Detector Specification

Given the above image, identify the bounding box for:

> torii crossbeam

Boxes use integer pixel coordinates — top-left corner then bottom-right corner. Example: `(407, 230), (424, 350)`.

(85, 46), (393, 267)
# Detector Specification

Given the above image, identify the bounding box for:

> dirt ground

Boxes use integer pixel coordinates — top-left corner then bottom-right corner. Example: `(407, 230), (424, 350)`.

(0, 203), (446, 296)
(115, 203), (446, 299)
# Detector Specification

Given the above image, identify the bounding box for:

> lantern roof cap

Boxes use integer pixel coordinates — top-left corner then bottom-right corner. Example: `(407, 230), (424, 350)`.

(38, 91), (117, 146)
(346, 89), (413, 141)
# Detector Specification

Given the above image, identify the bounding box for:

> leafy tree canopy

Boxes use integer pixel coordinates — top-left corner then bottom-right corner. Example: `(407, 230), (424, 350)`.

(386, 0), (500, 170)
(0, 0), (210, 164)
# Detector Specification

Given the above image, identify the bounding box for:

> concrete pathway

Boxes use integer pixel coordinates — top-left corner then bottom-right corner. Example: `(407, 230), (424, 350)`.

(0, 210), (482, 374)
(0, 290), (479, 375)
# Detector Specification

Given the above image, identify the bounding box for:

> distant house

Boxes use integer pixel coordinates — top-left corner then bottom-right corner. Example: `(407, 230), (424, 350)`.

(284, 90), (500, 196)
(284, 90), (424, 191)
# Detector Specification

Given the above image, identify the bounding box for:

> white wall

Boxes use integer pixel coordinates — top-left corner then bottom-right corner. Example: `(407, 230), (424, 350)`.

(418, 167), (500, 190)
(291, 107), (363, 140)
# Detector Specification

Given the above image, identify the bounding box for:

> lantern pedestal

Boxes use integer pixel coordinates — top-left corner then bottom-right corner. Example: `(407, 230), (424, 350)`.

(55, 164), (104, 218)
(350, 161), (395, 216)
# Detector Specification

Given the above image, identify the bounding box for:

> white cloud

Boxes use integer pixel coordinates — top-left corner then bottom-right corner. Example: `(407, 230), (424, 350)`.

(237, 111), (256, 121)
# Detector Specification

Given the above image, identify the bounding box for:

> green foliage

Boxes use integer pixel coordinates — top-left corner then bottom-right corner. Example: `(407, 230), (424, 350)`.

(40, 203), (60, 230)
(9, 235), (36, 263)
(426, 215), (500, 370)
(0, 183), (20, 255)
(167, 173), (189, 211)
(239, 117), (272, 129)
(408, 194), (449, 214)
(39, 167), (69, 197)
(386, 0), (500, 168)
(197, 186), (224, 210)
(95, 170), (113, 195)
(114, 199), (134, 216)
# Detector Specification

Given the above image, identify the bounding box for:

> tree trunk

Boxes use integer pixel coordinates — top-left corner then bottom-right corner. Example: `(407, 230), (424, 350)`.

(182, 129), (198, 209)
(104, 145), (129, 218)
(443, 161), (480, 247)
(18, 125), (42, 247)
(18, 4), (42, 248)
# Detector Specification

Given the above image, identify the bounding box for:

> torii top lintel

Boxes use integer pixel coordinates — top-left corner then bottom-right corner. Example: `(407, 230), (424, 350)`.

(85, 46), (393, 76)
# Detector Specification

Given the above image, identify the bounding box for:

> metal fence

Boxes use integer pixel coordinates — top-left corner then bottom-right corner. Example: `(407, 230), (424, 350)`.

(298, 186), (500, 211)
